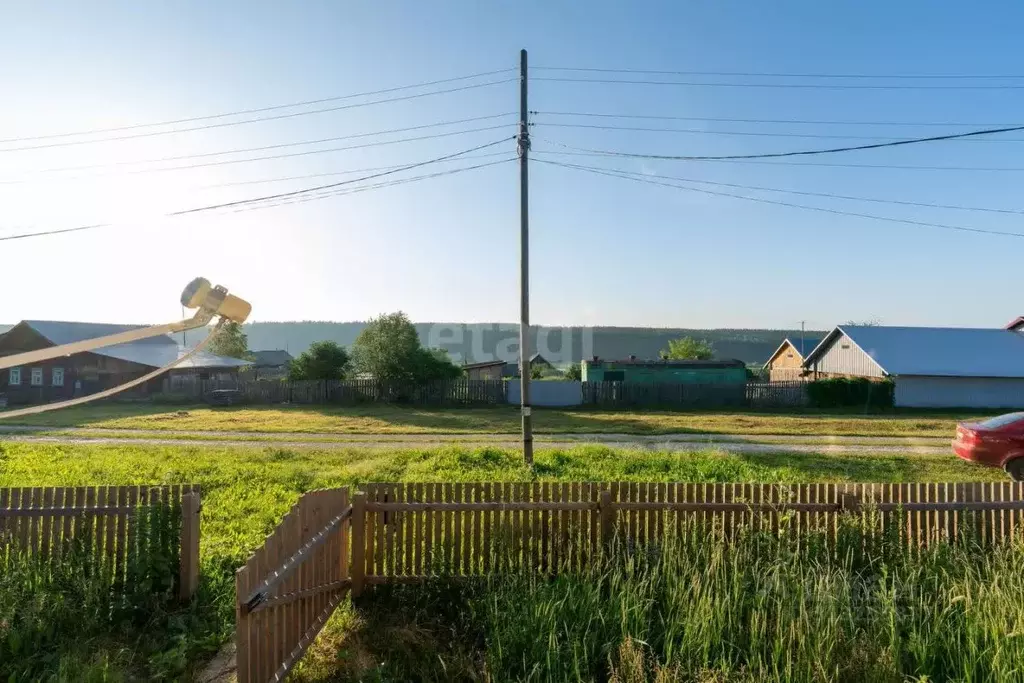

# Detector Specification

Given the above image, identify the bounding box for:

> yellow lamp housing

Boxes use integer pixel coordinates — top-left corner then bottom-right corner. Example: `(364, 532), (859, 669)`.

(181, 277), (252, 324)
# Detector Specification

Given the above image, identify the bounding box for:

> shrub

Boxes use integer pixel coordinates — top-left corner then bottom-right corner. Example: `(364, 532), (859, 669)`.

(807, 377), (894, 409)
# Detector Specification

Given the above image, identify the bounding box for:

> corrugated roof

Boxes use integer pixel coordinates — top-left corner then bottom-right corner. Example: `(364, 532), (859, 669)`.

(252, 350), (293, 367)
(20, 320), (249, 370)
(788, 336), (825, 357)
(807, 326), (1024, 378)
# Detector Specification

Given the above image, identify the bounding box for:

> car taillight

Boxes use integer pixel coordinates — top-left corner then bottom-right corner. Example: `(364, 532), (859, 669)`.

(958, 427), (978, 442)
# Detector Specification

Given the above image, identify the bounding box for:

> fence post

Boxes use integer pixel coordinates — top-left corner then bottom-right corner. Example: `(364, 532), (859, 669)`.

(179, 492), (201, 601)
(350, 492), (366, 598)
(600, 490), (615, 550)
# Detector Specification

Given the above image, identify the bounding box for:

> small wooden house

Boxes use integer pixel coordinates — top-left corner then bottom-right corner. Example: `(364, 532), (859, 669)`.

(762, 336), (823, 381)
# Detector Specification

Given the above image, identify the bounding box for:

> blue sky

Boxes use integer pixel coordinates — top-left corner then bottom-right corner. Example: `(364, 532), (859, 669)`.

(3, 1), (1024, 329)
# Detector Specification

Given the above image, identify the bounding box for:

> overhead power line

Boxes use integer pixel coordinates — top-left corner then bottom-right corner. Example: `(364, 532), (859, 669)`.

(199, 152), (512, 188)
(0, 78), (517, 152)
(6, 113), (515, 171)
(555, 164), (1024, 215)
(230, 158), (515, 213)
(532, 121), (1024, 142)
(532, 110), (1024, 128)
(533, 76), (1024, 90)
(533, 123), (1024, 161)
(532, 66), (1024, 80)
(168, 137), (514, 215)
(0, 139), (514, 242)
(532, 149), (1024, 172)
(18, 121), (516, 176)
(0, 68), (515, 145)
(537, 158), (1024, 239)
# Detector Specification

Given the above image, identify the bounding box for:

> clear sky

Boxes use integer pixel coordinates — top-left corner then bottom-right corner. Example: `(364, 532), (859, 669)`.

(3, 1), (1024, 330)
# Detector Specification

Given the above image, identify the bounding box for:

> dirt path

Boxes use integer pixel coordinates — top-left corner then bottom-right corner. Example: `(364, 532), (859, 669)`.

(0, 424), (951, 446)
(0, 431), (952, 454)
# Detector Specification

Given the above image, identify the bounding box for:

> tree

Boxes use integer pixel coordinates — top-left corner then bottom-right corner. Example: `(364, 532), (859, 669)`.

(662, 336), (714, 360)
(843, 318), (881, 326)
(208, 321), (251, 359)
(288, 341), (350, 381)
(563, 363), (582, 381)
(352, 312), (461, 383)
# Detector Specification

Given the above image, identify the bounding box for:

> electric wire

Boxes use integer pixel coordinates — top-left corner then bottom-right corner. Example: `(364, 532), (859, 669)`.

(532, 110), (1024, 128)
(0, 68), (516, 145)
(537, 158), (1024, 239)
(0, 78), (517, 152)
(532, 66), (1024, 80)
(0, 139), (514, 242)
(532, 123), (1024, 161)
(533, 76), (1024, 90)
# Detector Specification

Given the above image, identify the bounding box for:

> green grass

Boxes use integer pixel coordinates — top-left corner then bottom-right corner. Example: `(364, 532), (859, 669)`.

(296, 522), (1024, 682)
(0, 402), (990, 437)
(0, 441), (1009, 679)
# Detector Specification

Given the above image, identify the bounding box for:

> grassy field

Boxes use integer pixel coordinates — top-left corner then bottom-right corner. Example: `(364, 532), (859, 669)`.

(0, 439), (1006, 680)
(0, 402), (990, 437)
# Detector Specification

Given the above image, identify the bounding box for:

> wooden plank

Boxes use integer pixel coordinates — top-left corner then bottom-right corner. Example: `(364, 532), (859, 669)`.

(393, 484), (404, 577)
(472, 483), (482, 575)
(452, 483), (462, 576)
(531, 482), (542, 572)
(40, 487), (54, 561)
(236, 564), (252, 683)
(425, 483), (435, 575)
(350, 493), (366, 597)
(29, 487), (43, 558)
(404, 485), (414, 577)
(365, 486), (377, 585)
(482, 483), (492, 574)
(570, 482), (581, 571)
(540, 482), (551, 573)
(444, 483), (454, 574)
(0, 488), (9, 554)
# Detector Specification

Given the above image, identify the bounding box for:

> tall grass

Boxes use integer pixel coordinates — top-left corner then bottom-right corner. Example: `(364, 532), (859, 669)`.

(0, 504), (224, 681)
(329, 518), (1024, 683)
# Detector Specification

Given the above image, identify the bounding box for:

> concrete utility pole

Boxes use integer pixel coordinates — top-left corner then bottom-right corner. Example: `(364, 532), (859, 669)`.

(518, 48), (533, 466)
(799, 320), (806, 355)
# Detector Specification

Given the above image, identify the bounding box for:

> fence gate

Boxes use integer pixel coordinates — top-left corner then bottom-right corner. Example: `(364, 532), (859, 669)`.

(235, 489), (351, 682)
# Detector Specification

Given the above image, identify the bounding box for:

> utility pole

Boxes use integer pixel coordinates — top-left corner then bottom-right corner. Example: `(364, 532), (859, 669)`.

(518, 48), (533, 466)
(799, 320), (806, 355)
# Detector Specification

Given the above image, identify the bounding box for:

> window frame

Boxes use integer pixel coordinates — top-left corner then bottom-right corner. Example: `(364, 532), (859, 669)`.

(8, 367), (21, 386)
(30, 368), (43, 386)
(52, 367), (65, 387)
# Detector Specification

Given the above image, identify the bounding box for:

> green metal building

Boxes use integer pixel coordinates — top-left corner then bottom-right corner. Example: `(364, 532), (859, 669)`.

(581, 358), (747, 384)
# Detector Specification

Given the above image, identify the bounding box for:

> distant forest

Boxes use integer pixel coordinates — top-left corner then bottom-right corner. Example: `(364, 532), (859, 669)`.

(0, 322), (824, 365)
(232, 322), (825, 366)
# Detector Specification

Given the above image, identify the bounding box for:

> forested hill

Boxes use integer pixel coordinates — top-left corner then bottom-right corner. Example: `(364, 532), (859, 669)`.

(239, 322), (826, 366)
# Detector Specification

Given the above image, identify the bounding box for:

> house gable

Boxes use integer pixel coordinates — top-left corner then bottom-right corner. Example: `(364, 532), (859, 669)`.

(803, 327), (888, 378)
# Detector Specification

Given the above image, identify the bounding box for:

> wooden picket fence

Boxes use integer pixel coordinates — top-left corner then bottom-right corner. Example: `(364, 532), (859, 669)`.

(236, 480), (1024, 682)
(162, 378), (508, 406)
(0, 484), (201, 600)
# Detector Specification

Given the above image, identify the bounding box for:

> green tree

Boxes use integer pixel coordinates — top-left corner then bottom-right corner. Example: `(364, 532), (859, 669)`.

(288, 341), (350, 381)
(662, 336), (714, 360)
(207, 321), (251, 359)
(563, 363), (582, 381)
(352, 312), (461, 383)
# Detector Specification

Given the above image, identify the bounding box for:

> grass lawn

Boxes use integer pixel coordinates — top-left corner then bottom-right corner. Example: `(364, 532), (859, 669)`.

(0, 439), (1007, 680)
(0, 402), (990, 437)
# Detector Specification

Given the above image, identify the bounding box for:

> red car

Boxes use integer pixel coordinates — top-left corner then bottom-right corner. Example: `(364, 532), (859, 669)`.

(953, 412), (1024, 480)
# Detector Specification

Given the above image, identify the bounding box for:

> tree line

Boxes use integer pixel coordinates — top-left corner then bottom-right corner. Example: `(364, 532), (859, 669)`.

(209, 315), (723, 383)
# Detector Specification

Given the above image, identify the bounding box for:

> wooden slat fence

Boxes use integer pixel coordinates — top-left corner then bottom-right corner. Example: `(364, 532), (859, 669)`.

(745, 380), (808, 407)
(163, 378), (508, 406)
(0, 484), (201, 600)
(237, 480), (1024, 682)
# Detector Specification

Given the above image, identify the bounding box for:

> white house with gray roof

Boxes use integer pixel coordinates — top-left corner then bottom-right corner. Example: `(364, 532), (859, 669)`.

(804, 325), (1024, 408)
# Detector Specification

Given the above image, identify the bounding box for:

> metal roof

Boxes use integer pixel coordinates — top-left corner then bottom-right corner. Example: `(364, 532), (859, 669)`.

(805, 325), (1024, 378)
(19, 320), (250, 370)
(252, 350), (293, 367)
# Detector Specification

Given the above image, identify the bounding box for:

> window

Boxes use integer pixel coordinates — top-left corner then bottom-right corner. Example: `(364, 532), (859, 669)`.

(52, 367), (64, 387)
(31, 368), (43, 386)
(8, 367), (21, 386)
